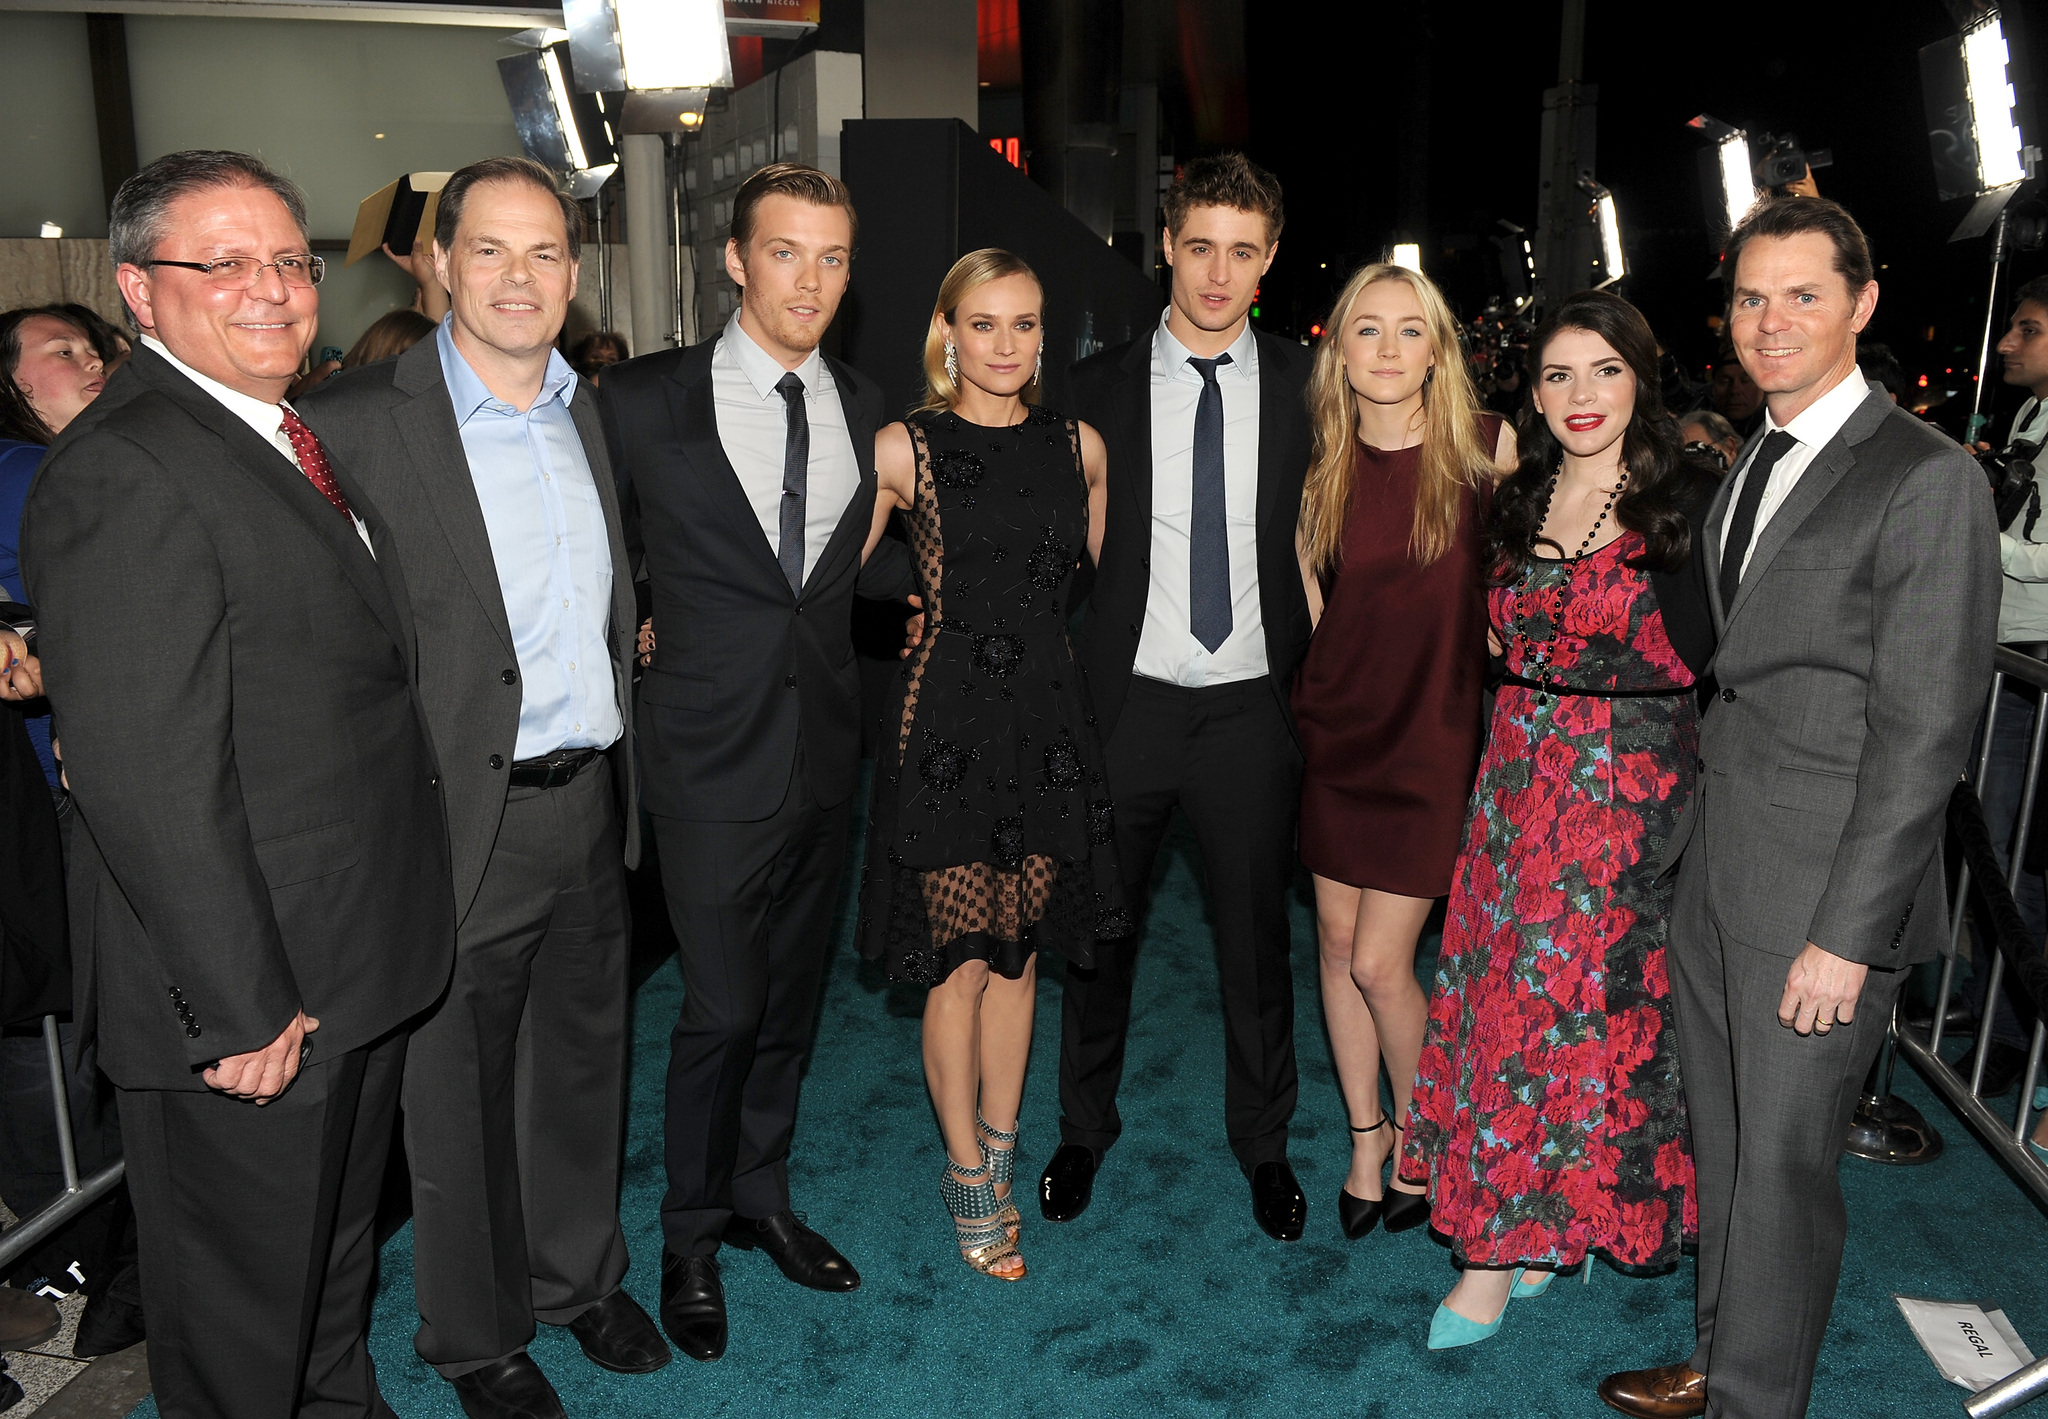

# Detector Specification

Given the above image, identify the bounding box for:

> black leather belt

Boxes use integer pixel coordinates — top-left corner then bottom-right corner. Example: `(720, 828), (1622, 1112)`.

(509, 747), (600, 788)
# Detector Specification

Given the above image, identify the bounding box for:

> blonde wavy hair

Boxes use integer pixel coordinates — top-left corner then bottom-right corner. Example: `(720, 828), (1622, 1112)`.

(1299, 262), (1492, 571)
(916, 248), (1043, 414)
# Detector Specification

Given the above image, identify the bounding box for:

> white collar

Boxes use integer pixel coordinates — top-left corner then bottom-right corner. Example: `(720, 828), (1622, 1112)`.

(1761, 364), (1870, 451)
(140, 335), (293, 438)
(721, 312), (827, 402)
(1154, 308), (1259, 382)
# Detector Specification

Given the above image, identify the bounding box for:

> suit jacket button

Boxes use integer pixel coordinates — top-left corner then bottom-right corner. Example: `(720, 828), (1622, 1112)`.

(785, 675), (797, 688)
(1128, 624), (1139, 635)
(1696, 757), (1706, 772)
(489, 754), (505, 769)
(501, 669), (518, 685)
(429, 776), (440, 790)
(1721, 687), (1738, 702)
(185, 1024), (201, 1038)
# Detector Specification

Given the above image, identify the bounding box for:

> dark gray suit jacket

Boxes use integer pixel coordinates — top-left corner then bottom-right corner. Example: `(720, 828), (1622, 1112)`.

(1664, 381), (2000, 967)
(298, 338), (641, 921)
(21, 346), (455, 1089)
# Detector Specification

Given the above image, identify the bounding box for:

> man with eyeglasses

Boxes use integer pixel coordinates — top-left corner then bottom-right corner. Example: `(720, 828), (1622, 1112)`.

(20, 150), (455, 1418)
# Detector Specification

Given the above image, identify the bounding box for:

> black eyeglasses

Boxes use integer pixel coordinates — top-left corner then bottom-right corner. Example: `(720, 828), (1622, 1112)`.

(145, 255), (326, 290)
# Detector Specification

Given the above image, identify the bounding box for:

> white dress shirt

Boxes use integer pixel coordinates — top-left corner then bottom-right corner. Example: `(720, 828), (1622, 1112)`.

(710, 313), (861, 586)
(1134, 311), (1268, 685)
(1726, 364), (1870, 580)
(1993, 396), (2048, 642)
(141, 335), (373, 553)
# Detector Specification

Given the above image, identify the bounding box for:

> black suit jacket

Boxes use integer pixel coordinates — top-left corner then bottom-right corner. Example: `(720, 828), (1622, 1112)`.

(1068, 327), (1315, 741)
(20, 346), (455, 1090)
(298, 339), (640, 921)
(600, 336), (905, 823)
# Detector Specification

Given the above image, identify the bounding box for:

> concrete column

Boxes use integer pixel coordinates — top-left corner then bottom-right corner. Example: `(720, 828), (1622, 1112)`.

(621, 132), (675, 353)
(863, 0), (976, 126)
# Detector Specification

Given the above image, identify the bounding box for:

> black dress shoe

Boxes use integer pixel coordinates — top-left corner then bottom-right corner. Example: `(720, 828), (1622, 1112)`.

(72, 1290), (145, 1358)
(1337, 1188), (1382, 1239)
(660, 1253), (727, 1363)
(721, 1210), (860, 1292)
(566, 1289), (670, 1374)
(1959, 1038), (2030, 1097)
(1382, 1182), (1431, 1234)
(0, 1360), (21, 1415)
(448, 1354), (565, 1419)
(1039, 1142), (1098, 1222)
(1250, 1160), (1307, 1241)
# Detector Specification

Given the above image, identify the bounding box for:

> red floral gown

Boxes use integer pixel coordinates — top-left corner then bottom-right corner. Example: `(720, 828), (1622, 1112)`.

(1400, 531), (1698, 1272)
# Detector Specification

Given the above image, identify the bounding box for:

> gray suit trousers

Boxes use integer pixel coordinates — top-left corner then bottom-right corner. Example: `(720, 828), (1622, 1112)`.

(404, 759), (632, 1376)
(1670, 847), (1904, 1419)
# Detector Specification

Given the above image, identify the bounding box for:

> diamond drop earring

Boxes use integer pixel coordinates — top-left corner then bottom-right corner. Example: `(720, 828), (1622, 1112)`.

(945, 341), (958, 382)
(1034, 348), (1043, 385)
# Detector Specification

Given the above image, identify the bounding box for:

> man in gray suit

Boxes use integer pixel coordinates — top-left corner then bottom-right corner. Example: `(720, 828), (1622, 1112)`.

(300, 157), (666, 1419)
(1599, 199), (1999, 1419)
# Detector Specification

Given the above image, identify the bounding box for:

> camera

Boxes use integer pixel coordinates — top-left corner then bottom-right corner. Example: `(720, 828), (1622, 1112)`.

(1984, 437), (2043, 534)
(1754, 133), (1833, 190)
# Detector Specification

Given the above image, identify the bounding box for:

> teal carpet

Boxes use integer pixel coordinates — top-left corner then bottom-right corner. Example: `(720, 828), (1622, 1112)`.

(136, 786), (2048, 1418)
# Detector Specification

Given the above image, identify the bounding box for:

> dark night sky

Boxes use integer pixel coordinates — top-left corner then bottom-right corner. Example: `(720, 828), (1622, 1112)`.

(1242, 0), (2047, 430)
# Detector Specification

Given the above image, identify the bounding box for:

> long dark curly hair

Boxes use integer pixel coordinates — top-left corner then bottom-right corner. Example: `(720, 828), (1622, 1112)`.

(1488, 289), (1716, 583)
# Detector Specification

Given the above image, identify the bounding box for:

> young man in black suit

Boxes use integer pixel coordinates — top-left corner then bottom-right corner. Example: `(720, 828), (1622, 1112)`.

(1043, 153), (1316, 1240)
(21, 150), (455, 1418)
(600, 162), (914, 1362)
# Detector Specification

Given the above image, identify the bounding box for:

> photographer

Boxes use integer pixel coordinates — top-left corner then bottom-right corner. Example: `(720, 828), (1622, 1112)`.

(1959, 275), (2048, 1096)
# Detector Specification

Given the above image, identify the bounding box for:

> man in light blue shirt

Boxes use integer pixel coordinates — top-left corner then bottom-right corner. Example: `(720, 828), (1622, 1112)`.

(298, 157), (664, 1419)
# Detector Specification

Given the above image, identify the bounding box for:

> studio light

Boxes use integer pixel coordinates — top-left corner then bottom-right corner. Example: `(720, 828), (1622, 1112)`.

(1962, 11), (2027, 191)
(1688, 113), (1759, 245)
(614, 0), (732, 92)
(1392, 243), (1422, 273)
(498, 43), (618, 199)
(1596, 192), (1626, 284)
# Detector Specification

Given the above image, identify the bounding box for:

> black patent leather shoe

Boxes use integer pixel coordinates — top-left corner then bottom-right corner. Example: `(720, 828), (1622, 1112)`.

(1039, 1142), (1098, 1222)
(1250, 1160), (1307, 1241)
(721, 1211), (860, 1292)
(566, 1288), (671, 1374)
(659, 1252), (727, 1363)
(448, 1354), (566, 1419)
(1337, 1188), (1382, 1239)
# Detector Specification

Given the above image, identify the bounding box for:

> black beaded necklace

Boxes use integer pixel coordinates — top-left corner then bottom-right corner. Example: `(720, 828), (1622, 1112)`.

(1512, 462), (1631, 701)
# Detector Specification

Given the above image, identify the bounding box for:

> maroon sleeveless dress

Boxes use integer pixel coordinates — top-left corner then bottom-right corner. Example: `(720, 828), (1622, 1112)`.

(1292, 416), (1499, 896)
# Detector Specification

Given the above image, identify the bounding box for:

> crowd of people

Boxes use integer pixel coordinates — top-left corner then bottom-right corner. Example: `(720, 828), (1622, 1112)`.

(0, 138), (2034, 1419)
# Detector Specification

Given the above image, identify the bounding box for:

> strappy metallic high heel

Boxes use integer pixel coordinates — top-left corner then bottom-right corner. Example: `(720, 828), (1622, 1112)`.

(941, 1158), (1026, 1280)
(1382, 1114), (1432, 1233)
(978, 1113), (1021, 1242)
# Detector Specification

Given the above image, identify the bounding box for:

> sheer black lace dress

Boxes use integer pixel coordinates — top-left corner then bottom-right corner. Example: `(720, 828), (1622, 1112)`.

(857, 406), (1132, 986)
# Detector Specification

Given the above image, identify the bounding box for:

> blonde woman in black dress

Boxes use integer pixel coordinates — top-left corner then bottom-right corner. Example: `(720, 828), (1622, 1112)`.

(856, 250), (1128, 1280)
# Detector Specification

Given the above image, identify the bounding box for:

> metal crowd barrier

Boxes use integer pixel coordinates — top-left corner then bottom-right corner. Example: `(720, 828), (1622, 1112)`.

(1880, 647), (2048, 1417)
(0, 1015), (123, 1274)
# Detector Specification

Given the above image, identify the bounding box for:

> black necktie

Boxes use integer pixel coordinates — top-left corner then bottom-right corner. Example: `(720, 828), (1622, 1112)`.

(776, 371), (809, 595)
(1188, 352), (1234, 653)
(1717, 429), (1797, 611)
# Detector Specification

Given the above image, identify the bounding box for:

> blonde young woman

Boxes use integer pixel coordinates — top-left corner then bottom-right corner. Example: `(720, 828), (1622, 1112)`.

(1290, 263), (1515, 1242)
(855, 249), (1128, 1281)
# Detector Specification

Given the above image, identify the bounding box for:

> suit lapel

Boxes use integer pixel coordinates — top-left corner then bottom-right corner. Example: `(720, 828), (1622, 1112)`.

(801, 356), (875, 599)
(1252, 332), (1290, 538)
(133, 351), (407, 654)
(664, 358), (789, 592)
(569, 385), (638, 743)
(1723, 393), (1886, 630)
(388, 345), (517, 661)
(1700, 459), (1740, 630)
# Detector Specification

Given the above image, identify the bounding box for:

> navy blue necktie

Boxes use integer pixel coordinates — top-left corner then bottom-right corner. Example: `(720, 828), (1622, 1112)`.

(776, 371), (809, 595)
(1717, 429), (1796, 611)
(1188, 352), (1234, 654)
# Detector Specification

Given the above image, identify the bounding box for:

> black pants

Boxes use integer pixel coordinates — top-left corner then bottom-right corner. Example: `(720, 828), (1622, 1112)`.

(652, 750), (852, 1256)
(1057, 676), (1303, 1172)
(403, 759), (632, 1377)
(120, 1030), (407, 1419)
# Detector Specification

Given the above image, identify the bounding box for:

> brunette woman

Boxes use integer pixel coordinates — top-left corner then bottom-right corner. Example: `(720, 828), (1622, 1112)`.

(1401, 289), (1716, 1348)
(856, 249), (1127, 1281)
(1292, 263), (1514, 1242)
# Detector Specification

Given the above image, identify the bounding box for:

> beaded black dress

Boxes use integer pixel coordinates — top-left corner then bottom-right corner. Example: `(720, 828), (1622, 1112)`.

(857, 406), (1131, 986)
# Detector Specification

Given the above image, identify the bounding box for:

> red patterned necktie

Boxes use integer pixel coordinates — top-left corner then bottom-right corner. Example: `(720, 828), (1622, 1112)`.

(278, 405), (355, 520)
